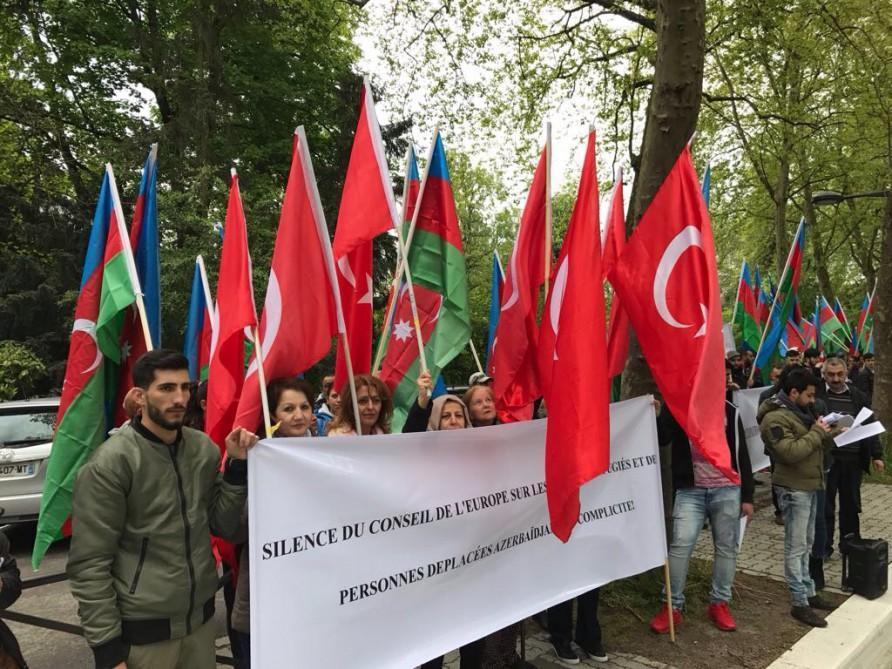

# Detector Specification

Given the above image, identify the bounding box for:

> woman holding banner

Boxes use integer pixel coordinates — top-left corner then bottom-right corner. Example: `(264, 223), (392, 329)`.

(231, 377), (319, 667)
(327, 374), (393, 436)
(408, 373), (534, 669)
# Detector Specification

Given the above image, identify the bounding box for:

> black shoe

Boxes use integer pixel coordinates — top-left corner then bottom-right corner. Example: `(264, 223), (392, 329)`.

(551, 639), (580, 664)
(809, 557), (825, 590)
(808, 595), (837, 611)
(579, 642), (608, 663)
(774, 514), (785, 526)
(791, 606), (828, 627)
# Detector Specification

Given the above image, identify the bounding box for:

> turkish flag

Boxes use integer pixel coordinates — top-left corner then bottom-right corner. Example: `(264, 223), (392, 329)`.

(539, 130), (610, 542)
(602, 170), (630, 380)
(205, 172), (257, 450)
(609, 146), (737, 482)
(235, 131), (339, 432)
(333, 80), (397, 390)
(489, 146), (547, 421)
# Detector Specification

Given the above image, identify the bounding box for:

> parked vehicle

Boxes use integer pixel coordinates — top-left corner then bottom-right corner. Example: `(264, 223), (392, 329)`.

(0, 398), (59, 524)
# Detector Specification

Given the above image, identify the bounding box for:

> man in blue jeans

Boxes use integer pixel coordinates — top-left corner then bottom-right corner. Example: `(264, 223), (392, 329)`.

(649, 393), (754, 634)
(758, 367), (841, 627)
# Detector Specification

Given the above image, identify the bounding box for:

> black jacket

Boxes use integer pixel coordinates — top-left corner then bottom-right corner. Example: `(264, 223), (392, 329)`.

(0, 532), (26, 669)
(657, 400), (755, 504)
(815, 380), (881, 472)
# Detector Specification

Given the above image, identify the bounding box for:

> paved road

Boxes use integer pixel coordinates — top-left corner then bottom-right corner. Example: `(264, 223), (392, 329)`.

(0, 523), (233, 668)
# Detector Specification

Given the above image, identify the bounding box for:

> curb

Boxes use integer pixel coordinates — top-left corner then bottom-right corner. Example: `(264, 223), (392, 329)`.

(767, 566), (892, 669)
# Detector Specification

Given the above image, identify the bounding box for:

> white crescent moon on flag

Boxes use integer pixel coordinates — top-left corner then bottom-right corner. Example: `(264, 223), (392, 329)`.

(653, 225), (704, 331)
(337, 256), (356, 287)
(500, 246), (520, 312)
(72, 319), (102, 374)
(549, 256), (570, 360)
(247, 270), (282, 377)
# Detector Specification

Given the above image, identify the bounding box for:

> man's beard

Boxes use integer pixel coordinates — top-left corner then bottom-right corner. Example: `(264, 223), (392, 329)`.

(145, 400), (184, 431)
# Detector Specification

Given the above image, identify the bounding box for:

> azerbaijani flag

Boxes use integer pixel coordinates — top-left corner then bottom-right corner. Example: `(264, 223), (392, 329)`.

(184, 256), (215, 380)
(780, 318), (808, 356)
(833, 297), (852, 340)
(33, 166), (139, 568)
(485, 251), (504, 371)
(754, 220), (805, 371)
(733, 261), (761, 351)
(818, 295), (849, 354)
(112, 145), (160, 426)
(379, 132), (471, 431)
(856, 292), (875, 354)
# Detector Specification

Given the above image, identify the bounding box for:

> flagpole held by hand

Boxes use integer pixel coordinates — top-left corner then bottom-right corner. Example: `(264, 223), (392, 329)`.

(252, 327), (274, 439)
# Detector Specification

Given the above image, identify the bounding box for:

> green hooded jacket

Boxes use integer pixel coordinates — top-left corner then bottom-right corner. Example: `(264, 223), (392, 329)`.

(757, 396), (834, 491)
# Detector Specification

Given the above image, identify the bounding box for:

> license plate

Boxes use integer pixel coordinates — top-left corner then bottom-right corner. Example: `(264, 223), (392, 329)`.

(0, 462), (35, 479)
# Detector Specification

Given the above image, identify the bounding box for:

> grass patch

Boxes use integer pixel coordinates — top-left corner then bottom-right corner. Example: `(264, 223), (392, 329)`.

(602, 559), (714, 619)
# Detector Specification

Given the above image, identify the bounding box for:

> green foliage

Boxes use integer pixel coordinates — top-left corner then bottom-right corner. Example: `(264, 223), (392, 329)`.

(0, 341), (47, 401)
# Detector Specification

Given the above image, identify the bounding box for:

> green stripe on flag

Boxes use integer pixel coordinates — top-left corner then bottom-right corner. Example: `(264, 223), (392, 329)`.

(32, 370), (110, 568)
(97, 251), (136, 362)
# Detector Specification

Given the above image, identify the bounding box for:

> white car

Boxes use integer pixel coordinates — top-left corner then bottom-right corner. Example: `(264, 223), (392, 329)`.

(0, 398), (59, 524)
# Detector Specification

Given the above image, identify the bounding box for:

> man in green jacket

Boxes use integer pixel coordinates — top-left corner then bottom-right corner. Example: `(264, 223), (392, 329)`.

(67, 350), (258, 669)
(758, 367), (839, 628)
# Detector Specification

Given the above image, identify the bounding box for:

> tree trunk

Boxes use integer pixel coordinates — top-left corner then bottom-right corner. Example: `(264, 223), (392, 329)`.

(803, 183), (835, 304)
(873, 191), (892, 431)
(773, 149), (790, 278)
(621, 0), (705, 402)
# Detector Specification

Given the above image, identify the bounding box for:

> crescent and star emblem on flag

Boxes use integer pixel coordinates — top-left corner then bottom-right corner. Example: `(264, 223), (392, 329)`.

(548, 257), (570, 360)
(653, 225), (707, 338)
(71, 319), (102, 374)
(246, 270), (282, 377)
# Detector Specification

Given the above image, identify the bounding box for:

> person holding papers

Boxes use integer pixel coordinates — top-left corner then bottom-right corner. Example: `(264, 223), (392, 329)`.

(758, 368), (842, 628)
(816, 357), (883, 563)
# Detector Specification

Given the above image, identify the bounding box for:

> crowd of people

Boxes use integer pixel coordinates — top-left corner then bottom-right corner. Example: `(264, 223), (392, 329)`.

(59, 344), (882, 668)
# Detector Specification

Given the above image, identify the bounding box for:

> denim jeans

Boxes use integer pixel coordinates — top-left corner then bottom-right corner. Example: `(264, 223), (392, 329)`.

(662, 486), (741, 609)
(776, 486), (817, 607)
(811, 489), (826, 560)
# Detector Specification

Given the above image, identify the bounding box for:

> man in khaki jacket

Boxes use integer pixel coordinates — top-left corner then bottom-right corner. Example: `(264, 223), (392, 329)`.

(67, 350), (257, 669)
(758, 367), (840, 629)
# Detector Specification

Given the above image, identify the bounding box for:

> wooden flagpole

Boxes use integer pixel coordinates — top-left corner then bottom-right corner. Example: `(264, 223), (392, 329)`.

(106, 163), (154, 352)
(295, 125), (363, 432)
(544, 122), (553, 294)
(663, 560), (676, 642)
(251, 327), (274, 438)
(372, 144), (414, 374)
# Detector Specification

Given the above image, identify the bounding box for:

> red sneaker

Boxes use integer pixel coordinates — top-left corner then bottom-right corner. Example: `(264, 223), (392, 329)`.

(649, 603), (683, 634)
(708, 601), (737, 631)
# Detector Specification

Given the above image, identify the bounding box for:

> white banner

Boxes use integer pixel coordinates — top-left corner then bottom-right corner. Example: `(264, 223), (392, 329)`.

(733, 387), (771, 472)
(249, 395), (666, 669)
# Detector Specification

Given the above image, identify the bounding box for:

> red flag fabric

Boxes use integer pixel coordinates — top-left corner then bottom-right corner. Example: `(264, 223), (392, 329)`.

(205, 172), (258, 449)
(333, 80), (398, 390)
(609, 146), (737, 482)
(602, 170), (630, 380)
(235, 131), (339, 432)
(488, 147), (547, 421)
(539, 131), (610, 542)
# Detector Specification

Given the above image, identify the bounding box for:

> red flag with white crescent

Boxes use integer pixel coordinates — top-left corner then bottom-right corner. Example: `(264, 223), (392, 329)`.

(235, 131), (339, 432)
(609, 146), (737, 482)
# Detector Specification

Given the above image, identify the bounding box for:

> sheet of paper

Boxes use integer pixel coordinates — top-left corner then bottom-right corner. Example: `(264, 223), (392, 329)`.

(738, 516), (748, 549)
(823, 412), (847, 425)
(852, 407), (873, 428)
(834, 421), (886, 447)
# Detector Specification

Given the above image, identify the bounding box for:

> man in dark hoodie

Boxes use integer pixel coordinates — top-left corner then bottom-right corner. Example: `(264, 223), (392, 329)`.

(758, 367), (840, 628)
(649, 393), (755, 635)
